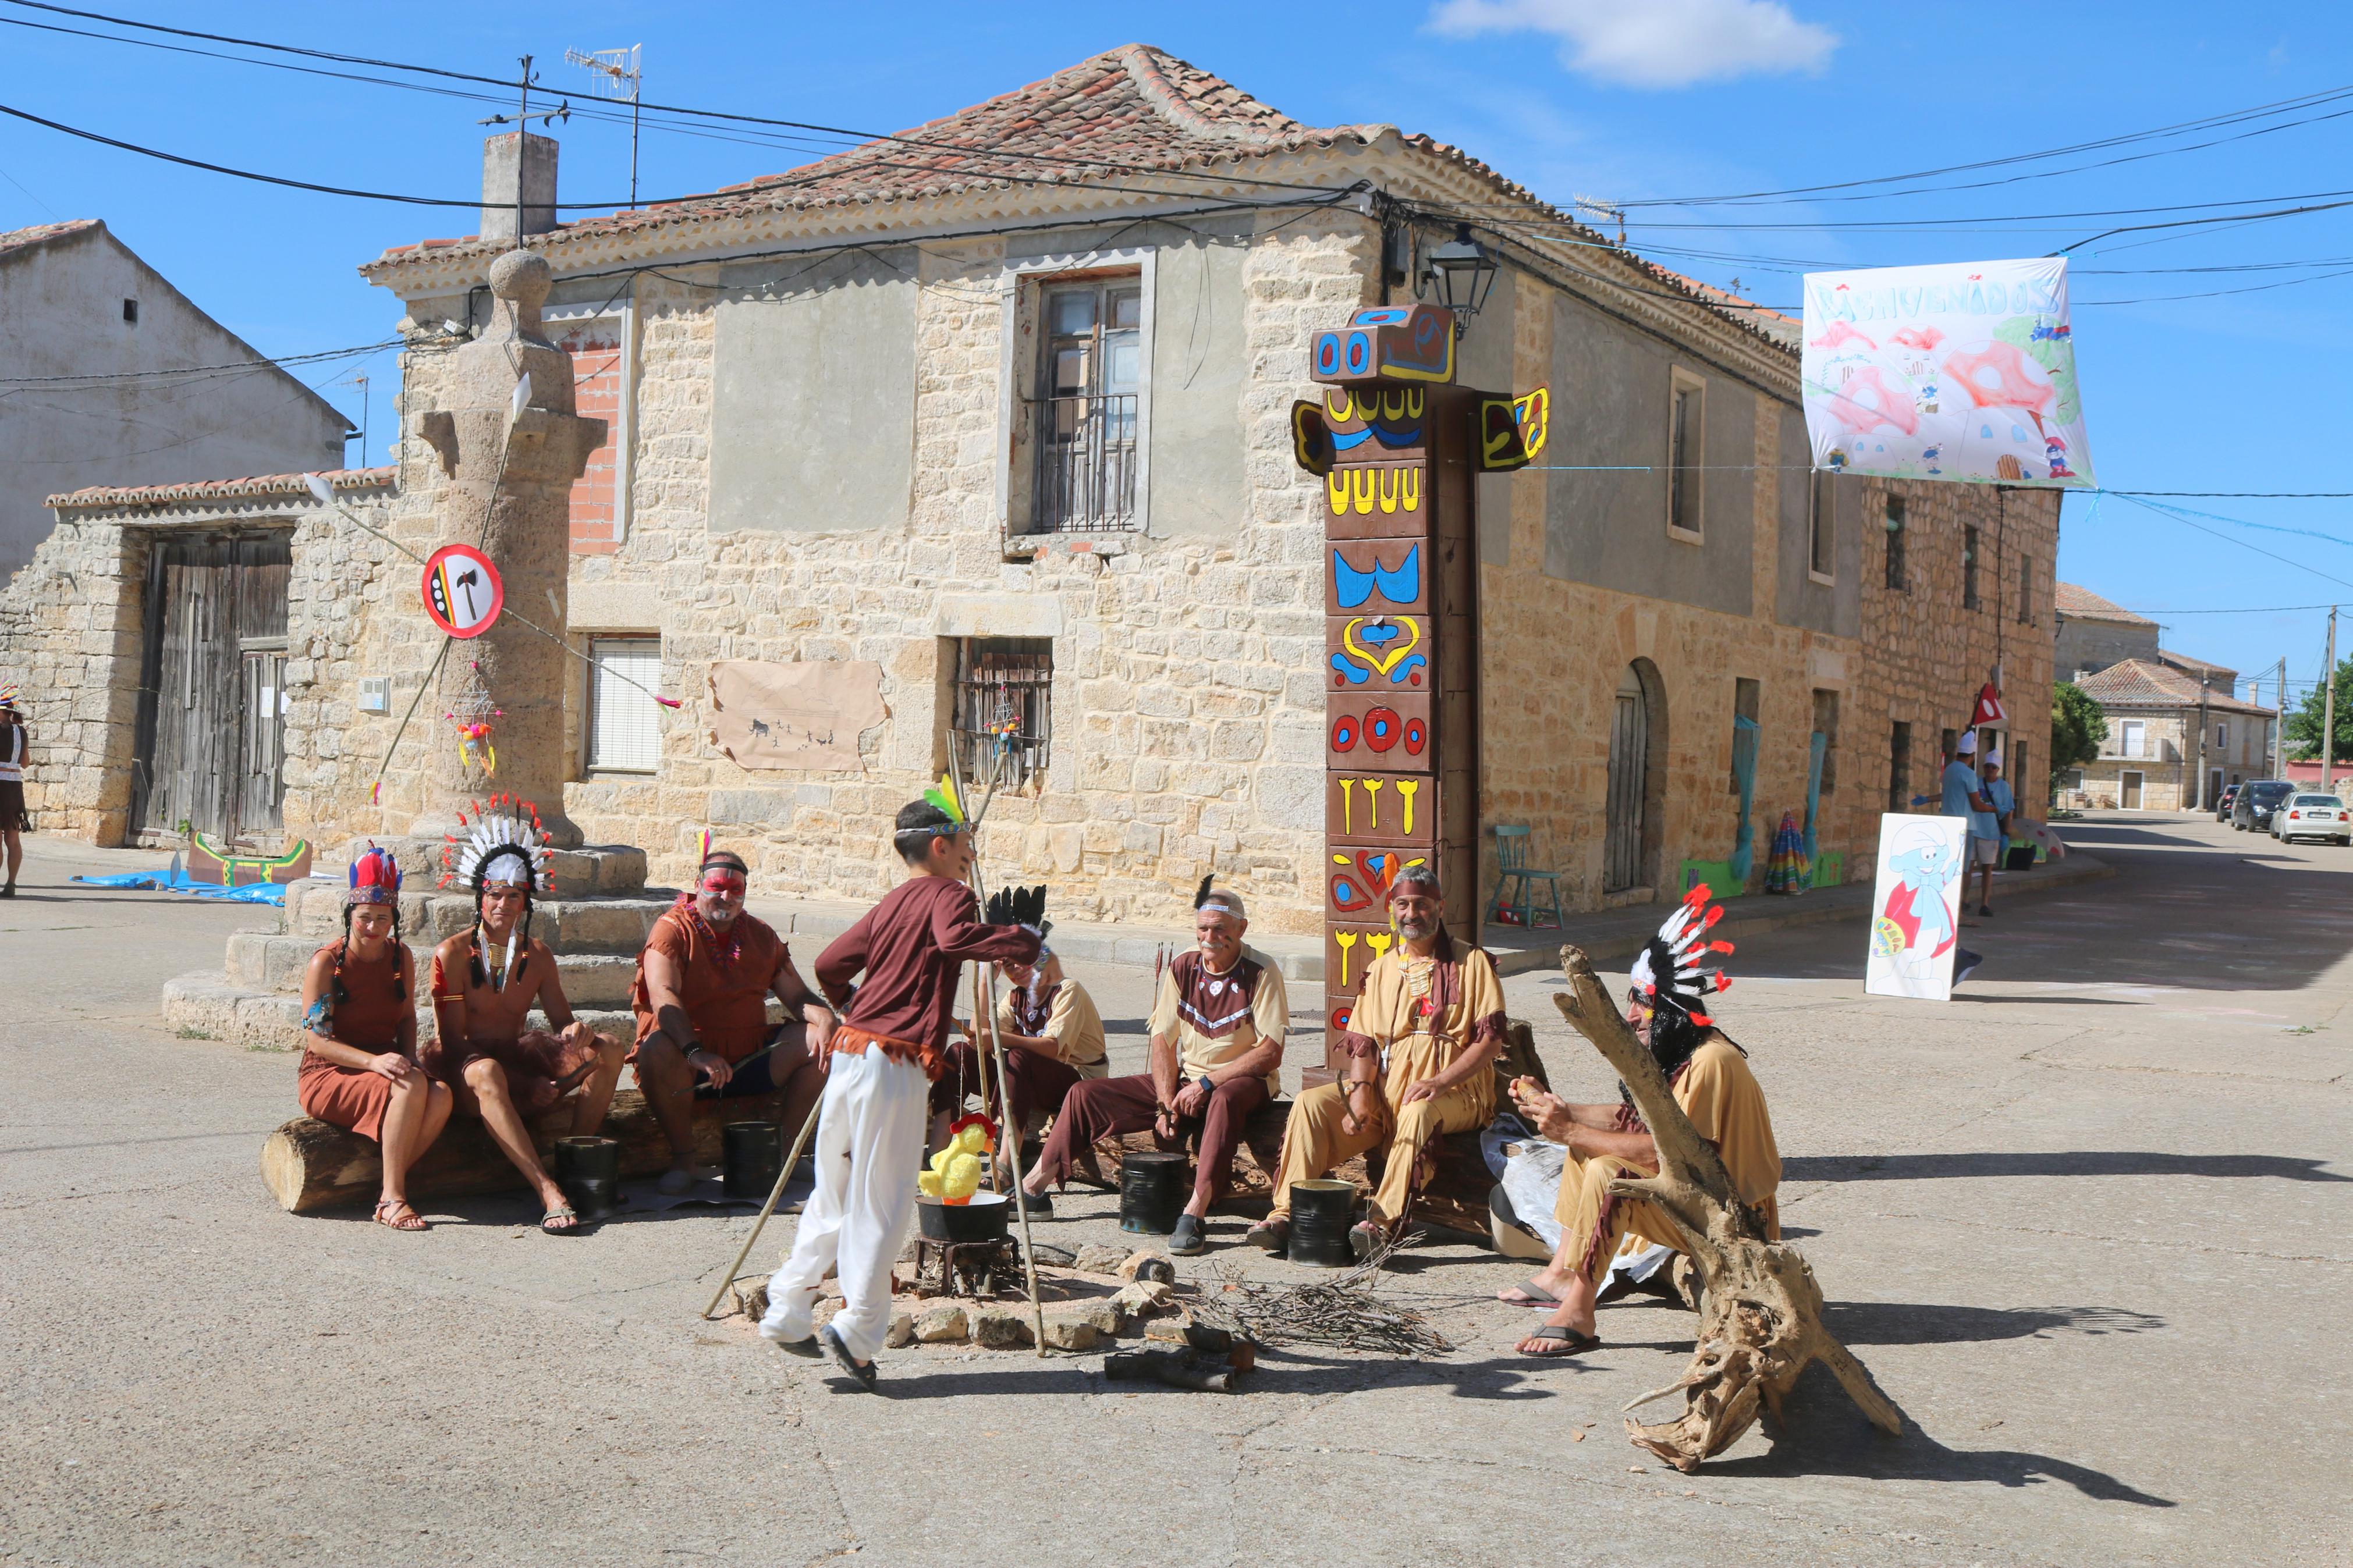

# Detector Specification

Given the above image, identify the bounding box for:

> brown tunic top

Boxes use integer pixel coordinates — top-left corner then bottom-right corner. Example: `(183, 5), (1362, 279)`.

(300, 941), (410, 1058)
(630, 905), (789, 1064)
(815, 876), (1039, 1059)
(1148, 948), (1289, 1093)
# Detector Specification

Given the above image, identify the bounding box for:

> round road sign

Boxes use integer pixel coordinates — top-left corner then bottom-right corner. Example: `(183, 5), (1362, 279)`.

(421, 544), (505, 639)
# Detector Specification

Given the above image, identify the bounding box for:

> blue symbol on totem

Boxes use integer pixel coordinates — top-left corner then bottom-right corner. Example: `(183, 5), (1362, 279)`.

(1315, 333), (1342, 376)
(1332, 545), (1422, 610)
(1354, 307), (1411, 326)
(1330, 620), (1428, 687)
(1344, 332), (1372, 377)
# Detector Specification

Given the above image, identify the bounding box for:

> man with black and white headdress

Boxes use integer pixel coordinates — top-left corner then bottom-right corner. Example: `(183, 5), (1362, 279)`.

(1497, 885), (1781, 1357)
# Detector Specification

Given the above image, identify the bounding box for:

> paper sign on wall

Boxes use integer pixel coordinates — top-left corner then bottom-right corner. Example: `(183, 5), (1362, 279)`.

(1802, 257), (2094, 489)
(707, 659), (886, 772)
(1864, 812), (1968, 1002)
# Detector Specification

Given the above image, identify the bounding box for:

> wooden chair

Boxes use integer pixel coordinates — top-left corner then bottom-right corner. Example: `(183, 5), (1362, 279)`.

(1486, 824), (1563, 929)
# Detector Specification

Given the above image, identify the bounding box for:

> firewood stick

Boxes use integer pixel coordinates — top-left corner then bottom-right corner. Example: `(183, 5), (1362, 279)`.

(696, 1089), (827, 1322)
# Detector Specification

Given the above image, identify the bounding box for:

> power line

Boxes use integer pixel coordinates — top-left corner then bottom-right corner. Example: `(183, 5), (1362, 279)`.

(0, 339), (398, 387)
(2111, 495), (2353, 593)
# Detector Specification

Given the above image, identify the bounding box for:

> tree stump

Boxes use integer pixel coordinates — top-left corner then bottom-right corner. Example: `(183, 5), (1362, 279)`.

(1551, 943), (1907, 1471)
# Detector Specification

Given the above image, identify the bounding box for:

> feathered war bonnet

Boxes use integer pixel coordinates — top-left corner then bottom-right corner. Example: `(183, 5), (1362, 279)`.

(438, 794), (554, 895)
(1629, 883), (1736, 1029)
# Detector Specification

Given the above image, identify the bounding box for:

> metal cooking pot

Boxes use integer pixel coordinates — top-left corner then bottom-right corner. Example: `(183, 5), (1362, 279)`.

(917, 1191), (1010, 1244)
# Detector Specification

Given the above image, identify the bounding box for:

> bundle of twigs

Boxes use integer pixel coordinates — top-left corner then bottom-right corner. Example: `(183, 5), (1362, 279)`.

(1196, 1233), (1452, 1358)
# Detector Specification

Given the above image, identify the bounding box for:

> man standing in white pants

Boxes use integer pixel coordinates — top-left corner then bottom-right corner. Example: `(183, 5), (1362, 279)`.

(759, 794), (1041, 1389)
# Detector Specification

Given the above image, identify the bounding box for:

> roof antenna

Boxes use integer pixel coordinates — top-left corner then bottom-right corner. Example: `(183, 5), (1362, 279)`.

(567, 45), (644, 209)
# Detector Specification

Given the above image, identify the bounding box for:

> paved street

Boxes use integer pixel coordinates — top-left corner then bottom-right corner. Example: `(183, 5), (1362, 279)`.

(2, 812), (2348, 1566)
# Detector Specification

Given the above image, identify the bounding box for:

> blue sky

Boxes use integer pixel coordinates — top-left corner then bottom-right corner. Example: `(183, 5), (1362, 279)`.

(4, 0), (2348, 702)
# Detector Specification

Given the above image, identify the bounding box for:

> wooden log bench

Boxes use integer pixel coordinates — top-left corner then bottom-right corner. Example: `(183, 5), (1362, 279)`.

(260, 1088), (781, 1214)
(1085, 1020), (1553, 1236)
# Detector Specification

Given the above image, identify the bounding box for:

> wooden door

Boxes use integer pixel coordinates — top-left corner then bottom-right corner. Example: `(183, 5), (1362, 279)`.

(2121, 770), (2143, 810)
(129, 534), (292, 846)
(1604, 667), (1648, 893)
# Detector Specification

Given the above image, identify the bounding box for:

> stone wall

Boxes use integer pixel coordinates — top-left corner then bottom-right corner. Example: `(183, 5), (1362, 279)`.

(0, 513), (144, 841)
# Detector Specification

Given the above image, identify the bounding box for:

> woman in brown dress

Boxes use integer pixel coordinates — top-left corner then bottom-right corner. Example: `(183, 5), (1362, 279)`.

(297, 845), (451, 1229)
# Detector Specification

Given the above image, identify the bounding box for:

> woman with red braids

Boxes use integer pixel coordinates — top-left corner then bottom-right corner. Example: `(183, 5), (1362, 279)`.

(296, 845), (452, 1231)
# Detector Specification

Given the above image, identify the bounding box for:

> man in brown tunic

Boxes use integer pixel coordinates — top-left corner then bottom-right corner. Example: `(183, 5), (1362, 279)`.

(633, 848), (836, 1193)
(1021, 887), (1289, 1254)
(425, 820), (626, 1233)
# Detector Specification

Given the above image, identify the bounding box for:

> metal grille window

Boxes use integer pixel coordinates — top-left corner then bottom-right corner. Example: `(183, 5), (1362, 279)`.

(1032, 279), (1141, 534)
(950, 638), (1053, 794)
(587, 637), (662, 773)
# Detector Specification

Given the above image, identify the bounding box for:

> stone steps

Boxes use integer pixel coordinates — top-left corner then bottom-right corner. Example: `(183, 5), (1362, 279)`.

(161, 969), (645, 1054)
(284, 877), (677, 955)
(222, 931), (640, 1007)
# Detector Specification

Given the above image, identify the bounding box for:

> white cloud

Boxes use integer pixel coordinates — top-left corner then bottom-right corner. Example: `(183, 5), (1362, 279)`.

(1429, 0), (1838, 89)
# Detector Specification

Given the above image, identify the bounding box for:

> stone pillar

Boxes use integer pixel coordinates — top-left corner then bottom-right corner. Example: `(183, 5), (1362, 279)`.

(410, 248), (605, 848)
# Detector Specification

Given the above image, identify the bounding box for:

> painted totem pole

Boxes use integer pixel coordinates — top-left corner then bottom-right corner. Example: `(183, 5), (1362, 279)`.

(1292, 303), (1548, 1073)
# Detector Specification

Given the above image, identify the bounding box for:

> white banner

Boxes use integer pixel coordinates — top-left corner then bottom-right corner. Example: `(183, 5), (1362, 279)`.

(1802, 257), (2093, 489)
(1865, 813), (1968, 1002)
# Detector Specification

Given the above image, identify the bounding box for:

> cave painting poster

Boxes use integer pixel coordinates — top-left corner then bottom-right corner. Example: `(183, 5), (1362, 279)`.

(1802, 257), (2095, 489)
(1865, 813), (1968, 1002)
(708, 659), (886, 771)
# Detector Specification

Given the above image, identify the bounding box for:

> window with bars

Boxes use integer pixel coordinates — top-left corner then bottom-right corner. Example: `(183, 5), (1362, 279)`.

(949, 638), (1053, 794)
(1030, 278), (1142, 534)
(586, 637), (662, 774)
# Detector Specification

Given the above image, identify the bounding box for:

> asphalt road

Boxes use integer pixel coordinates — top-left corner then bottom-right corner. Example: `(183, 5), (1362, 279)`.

(1, 812), (2347, 1566)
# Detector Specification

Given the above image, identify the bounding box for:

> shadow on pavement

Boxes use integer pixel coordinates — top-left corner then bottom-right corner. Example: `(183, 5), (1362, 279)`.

(1784, 1151), (2350, 1183)
(1712, 1364), (2177, 1505)
(1822, 1300), (2165, 1346)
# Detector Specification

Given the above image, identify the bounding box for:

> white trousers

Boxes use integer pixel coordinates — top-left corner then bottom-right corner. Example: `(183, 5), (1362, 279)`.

(760, 1047), (928, 1363)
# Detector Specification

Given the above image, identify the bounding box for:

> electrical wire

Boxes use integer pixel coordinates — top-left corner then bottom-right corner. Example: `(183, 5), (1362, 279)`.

(0, 339), (399, 386)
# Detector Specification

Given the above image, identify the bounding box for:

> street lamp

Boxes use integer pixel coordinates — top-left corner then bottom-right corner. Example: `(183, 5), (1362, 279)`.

(1419, 224), (1499, 333)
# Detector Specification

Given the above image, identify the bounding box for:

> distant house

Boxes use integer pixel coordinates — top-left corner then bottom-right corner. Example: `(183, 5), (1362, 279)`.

(0, 219), (352, 583)
(2054, 582), (2159, 681)
(2063, 658), (2274, 812)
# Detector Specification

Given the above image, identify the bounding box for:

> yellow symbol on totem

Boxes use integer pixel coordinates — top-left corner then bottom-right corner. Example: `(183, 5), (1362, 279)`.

(1323, 387), (1425, 424)
(1339, 778), (1357, 833)
(1325, 466), (1421, 516)
(1335, 929), (1359, 987)
(1514, 386), (1550, 460)
(1365, 931), (1394, 962)
(1362, 778), (1385, 830)
(1871, 915), (1906, 958)
(1340, 615), (1424, 678)
(1395, 778), (1420, 835)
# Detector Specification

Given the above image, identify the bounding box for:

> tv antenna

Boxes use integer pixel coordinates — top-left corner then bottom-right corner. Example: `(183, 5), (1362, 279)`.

(475, 56), (570, 237)
(1573, 193), (1626, 248)
(567, 45), (644, 208)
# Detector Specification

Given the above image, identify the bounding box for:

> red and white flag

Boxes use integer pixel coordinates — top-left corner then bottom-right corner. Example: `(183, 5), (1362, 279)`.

(1972, 681), (2007, 728)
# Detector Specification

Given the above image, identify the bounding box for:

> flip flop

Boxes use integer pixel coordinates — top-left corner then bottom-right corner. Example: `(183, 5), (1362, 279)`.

(540, 1204), (587, 1235)
(820, 1324), (878, 1392)
(1496, 1278), (1562, 1307)
(373, 1199), (429, 1232)
(1518, 1324), (1602, 1357)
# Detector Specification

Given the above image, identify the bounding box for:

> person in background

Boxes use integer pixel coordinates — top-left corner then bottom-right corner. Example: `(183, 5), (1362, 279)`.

(931, 944), (1108, 1199)
(1982, 750), (2017, 894)
(0, 684), (27, 898)
(1943, 732), (2002, 919)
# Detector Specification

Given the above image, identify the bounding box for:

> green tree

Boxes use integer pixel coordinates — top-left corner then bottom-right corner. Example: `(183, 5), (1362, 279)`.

(2050, 681), (2108, 776)
(2283, 657), (2353, 763)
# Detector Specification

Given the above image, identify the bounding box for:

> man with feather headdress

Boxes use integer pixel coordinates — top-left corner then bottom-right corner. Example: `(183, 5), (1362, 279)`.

(1499, 886), (1781, 1357)
(423, 797), (627, 1234)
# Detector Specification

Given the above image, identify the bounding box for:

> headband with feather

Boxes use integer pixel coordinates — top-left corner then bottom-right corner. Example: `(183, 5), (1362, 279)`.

(438, 794), (553, 894)
(1628, 883), (1736, 1028)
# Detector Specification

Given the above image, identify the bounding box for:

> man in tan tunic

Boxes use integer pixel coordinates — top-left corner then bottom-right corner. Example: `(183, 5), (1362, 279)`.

(932, 945), (1109, 1173)
(1250, 867), (1504, 1260)
(1500, 885), (1780, 1355)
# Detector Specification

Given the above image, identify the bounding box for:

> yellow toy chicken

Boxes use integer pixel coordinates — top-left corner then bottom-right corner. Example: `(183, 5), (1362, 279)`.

(920, 1112), (998, 1205)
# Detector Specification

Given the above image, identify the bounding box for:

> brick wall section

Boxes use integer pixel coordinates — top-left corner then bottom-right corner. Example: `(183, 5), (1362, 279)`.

(556, 318), (624, 555)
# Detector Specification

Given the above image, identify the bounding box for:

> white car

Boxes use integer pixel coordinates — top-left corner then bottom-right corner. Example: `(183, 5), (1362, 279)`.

(2273, 792), (2352, 845)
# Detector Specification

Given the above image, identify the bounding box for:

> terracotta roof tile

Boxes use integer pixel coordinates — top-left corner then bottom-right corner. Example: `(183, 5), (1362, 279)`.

(2054, 582), (2155, 625)
(0, 217), (100, 262)
(49, 467), (395, 511)
(2074, 658), (2273, 716)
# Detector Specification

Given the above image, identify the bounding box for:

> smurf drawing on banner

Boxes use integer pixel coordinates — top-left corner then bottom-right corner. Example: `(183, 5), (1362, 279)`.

(1865, 813), (1968, 1001)
(1802, 257), (2095, 490)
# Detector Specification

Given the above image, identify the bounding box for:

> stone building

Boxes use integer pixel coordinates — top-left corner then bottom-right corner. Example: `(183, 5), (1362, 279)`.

(2063, 658), (2275, 812)
(0, 219), (352, 584)
(0, 45), (2054, 935)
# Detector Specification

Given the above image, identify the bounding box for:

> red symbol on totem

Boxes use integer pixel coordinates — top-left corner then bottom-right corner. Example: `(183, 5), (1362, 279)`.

(1329, 849), (1404, 913)
(1329, 1001), (1354, 1032)
(1330, 714), (1359, 752)
(1364, 706), (1401, 753)
(1404, 716), (1427, 755)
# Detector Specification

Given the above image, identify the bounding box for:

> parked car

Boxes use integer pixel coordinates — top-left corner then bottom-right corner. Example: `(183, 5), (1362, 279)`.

(2274, 793), (2352, 845)
(2215, 784), (2240, 822)
(2233, 780), (2297, 831)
